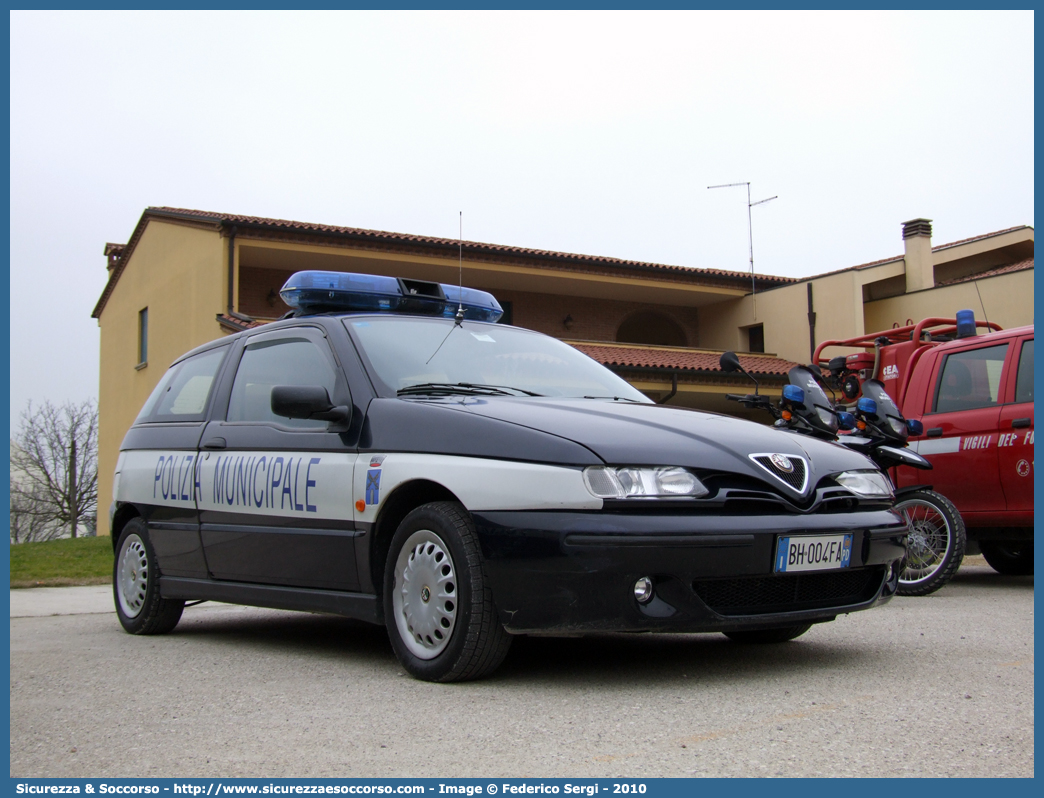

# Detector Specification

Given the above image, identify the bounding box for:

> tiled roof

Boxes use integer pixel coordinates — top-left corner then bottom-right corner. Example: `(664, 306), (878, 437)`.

(932, 225), (1032, 252)
(569, 342), (798, 376)
(93, 206), (797, 319)
(216, 313), (266, 332)
(936, 257), (1034, 287)
(145, 206), (794, 282)
(801, 225), (1034, 282)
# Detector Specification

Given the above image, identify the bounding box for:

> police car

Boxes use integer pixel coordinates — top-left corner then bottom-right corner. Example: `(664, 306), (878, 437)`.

(111, 270), (908, 682)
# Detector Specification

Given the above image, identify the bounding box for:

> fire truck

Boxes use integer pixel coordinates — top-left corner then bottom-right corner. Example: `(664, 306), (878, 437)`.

(814, 312), (1034, 578)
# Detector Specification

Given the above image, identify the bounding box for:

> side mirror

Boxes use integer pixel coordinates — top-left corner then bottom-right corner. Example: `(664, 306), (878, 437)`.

(271, 385), (350, 424)
(719, 351), (742, 373)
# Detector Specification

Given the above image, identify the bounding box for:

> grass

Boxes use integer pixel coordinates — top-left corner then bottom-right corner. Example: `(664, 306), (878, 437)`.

(10, 536), (114, 588)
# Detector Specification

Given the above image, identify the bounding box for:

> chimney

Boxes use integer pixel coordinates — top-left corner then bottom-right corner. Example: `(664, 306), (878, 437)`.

(902, 218), (934, 292)
(103, 242), (125, 273)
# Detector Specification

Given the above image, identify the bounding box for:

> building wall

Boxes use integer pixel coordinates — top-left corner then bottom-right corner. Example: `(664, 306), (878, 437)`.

(697, 269), (868, 364)
(238, 265), (295, 319)
(96, 221), (226, 536)
(864, 269), (1034, 333)
(697, 257), (1034, 365)
(493, 288), (701, 346)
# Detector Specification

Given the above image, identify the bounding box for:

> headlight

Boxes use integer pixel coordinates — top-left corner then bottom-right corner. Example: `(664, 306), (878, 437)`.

(835, 470), (894, 499)
(583, 466), (709, 499)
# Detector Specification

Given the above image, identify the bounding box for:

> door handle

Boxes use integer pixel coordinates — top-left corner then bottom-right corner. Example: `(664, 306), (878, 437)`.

(203, 437), (227, 450)
(927, 428), (943, 438)
(1012, 418), (1032, 428)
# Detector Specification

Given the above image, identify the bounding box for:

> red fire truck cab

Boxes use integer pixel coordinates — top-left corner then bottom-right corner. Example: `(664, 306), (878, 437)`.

(815, 316), (1034, 576)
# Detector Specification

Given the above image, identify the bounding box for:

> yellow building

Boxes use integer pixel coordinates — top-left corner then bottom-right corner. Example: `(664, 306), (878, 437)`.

(92, 209), (1033, 536)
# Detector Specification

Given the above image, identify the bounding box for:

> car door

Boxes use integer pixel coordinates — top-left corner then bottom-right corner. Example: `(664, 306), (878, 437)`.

(997, 336), (1034, 522)
(116, 344), (231, 578)
(197, 324), (361, 591)
(911, 341), (1010, 520)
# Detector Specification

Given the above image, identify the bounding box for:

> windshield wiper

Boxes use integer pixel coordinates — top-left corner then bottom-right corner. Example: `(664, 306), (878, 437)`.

(397, 382), (543, 398)
(582, 395), (642, 402)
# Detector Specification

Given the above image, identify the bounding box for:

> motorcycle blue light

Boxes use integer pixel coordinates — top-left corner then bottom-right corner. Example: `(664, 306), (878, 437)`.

(906, 419), (924, 436)
(837, 412), (856, 430)
(857, 397), (878, 415)
(782, 384), (805, 405)
(279, 270), (503, 322)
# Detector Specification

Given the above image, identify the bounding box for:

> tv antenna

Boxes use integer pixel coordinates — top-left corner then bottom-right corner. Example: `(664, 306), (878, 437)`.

(708, 181), (777, 320)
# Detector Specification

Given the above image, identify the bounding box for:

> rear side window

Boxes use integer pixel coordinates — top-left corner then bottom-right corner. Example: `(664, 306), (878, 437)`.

(226, 335), (339, 429)
(933, 344), (1009, 413)
(1014, 340), (1034, 404)
(136, 347), (228, 423)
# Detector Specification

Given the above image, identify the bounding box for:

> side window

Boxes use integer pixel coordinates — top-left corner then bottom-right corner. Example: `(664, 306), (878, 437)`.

(136, 347), (228, 423)
(1014, 339), (1034, 404)
(933, 344), (1009, 413)
(227, 334), (339, 429)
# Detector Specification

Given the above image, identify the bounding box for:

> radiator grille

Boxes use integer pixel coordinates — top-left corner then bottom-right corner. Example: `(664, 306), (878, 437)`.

(692, 567), (885, 616)
(751, 454), (808, 492)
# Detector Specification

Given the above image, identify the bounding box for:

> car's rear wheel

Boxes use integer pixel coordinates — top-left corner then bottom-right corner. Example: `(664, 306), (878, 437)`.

(895, 490), (966, 596)
(979, 541), (1034, 576)
(113, 517), (184, 635)
(724, 624), (812, 644)
(383, 501), (512, 682)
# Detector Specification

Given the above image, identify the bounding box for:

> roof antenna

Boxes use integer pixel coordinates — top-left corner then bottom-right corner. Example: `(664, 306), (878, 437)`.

(426, 212), (466, 364)
(973, 279), (990, 327)
(455, 211), (464, 326)
(708, 181), (777, 321)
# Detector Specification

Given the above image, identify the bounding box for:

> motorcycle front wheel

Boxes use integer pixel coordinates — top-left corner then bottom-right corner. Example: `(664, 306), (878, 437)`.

(894, 489), (966, 596)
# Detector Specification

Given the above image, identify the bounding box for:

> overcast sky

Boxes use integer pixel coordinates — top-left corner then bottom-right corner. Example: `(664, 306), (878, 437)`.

(8, 10), (1034, 430)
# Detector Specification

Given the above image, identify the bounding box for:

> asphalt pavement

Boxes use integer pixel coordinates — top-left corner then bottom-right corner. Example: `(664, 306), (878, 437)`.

(9, 561), (1034, 778)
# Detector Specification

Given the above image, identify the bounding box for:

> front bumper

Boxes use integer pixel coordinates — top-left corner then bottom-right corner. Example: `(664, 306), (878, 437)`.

(474, 509), (908, 634)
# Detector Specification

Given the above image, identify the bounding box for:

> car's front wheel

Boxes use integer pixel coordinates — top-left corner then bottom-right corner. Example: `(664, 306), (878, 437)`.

(113, 517), (185, 635)
(383, 501), (512, 682)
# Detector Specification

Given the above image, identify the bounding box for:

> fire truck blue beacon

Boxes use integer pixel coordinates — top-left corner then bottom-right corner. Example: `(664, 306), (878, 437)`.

(110, 270), (909, 681)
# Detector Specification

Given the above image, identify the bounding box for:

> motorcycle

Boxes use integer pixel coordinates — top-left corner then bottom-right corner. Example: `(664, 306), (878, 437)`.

(721, 352), (965, 596)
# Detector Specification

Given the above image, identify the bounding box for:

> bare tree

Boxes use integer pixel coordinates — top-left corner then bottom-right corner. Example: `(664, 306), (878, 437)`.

(10, 400), (98, 542)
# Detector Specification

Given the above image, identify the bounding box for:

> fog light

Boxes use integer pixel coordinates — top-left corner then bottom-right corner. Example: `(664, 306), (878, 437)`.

(634, 577), (654, 604)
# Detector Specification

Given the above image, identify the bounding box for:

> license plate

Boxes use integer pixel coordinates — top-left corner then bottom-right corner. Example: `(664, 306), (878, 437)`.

(775, 533), (853, 573)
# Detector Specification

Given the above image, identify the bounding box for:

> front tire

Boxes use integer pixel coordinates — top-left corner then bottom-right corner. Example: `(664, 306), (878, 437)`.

(383, 502), (512, 682)
(724, 624), (812, 644)
(113, 517), (184, 635)
(979, 541), (1034, 576)
(895, 490), (966, 596)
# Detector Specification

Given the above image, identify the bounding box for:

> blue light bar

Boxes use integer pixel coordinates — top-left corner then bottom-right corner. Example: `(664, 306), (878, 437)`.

(279, 271), (504, 322)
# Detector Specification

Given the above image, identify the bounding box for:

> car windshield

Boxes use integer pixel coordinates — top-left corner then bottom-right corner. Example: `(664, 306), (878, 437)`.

(345, 316), (650, 402)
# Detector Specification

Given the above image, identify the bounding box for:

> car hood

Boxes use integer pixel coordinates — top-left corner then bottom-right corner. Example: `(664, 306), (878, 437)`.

(449, 396), (873, 474)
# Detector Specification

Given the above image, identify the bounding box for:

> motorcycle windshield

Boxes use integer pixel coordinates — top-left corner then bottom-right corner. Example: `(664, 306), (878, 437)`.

(861, 379), (908, 441)
(787, 366), (838, 434)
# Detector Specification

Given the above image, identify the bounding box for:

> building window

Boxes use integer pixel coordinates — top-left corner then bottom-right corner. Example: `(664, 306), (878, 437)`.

(617, 311), (687, 347)
(747, 324), (764, 353)
(137, 308), (149, 367)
